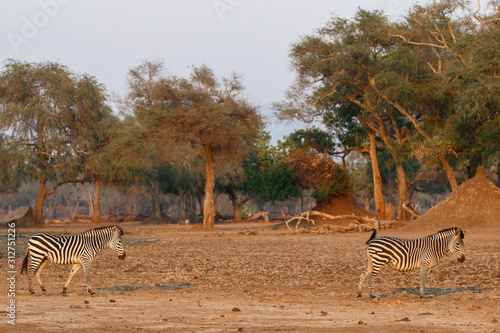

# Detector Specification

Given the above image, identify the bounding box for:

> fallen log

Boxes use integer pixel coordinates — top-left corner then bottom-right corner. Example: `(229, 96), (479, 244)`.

(285, 210), (380, 232)
(402, 201), (420, 221)
(247, 210), (280, 222)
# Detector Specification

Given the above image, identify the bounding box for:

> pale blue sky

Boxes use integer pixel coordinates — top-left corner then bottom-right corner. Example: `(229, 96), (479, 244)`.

(1, 0), (413, 141)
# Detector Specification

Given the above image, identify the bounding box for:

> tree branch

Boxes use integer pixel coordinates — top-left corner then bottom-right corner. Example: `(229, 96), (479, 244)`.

(45, 177), (93, 197)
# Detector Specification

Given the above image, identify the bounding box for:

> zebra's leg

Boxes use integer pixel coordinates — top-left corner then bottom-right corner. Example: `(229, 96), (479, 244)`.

(27, 267), (35, 295)
(357, 257), (374, 297)
(419, 265), (430, 298)
(27, 255), (45, 295)
(33, 258), (48, 293)
(62, 264), (81, 295)
(81, 262), (95, 295)
(368, 264), (385, 299)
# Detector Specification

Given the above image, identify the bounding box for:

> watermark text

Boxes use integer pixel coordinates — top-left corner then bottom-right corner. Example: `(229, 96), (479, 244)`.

(8, 0), (72, 53)
(6, 221), (17, 325)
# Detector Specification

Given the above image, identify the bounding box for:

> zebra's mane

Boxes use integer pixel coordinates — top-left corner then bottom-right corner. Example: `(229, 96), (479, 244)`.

(79, 225), (123, 237)
(435, 227), (464, 239)
(370, 227), (464, 243)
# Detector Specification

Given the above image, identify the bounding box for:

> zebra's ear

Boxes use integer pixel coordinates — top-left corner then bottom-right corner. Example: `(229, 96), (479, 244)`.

(456, 228), (465, 238)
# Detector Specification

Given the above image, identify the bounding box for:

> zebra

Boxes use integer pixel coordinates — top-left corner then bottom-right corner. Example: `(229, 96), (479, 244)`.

(21, 225), (126, 296)
(357, 227), (465, 299)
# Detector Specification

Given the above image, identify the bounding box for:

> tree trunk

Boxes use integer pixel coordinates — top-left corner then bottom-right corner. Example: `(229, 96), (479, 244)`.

(231, 197), (242, 221)
(156, 203), (163, 224)
(363, 197), (370, 212)
(439, 156), (458, 190)
(387, 172), (395, 207)
(203, 145), (216, 229)
(368, 131), (385, 219)
(497, 152), (500, 186)
(230, 193), (255, 221)
(395, 163), (411, 221)
(178, 187), (186, 223)
(33, 179), (48, 225)
(150, 191), (157, 217)
(92, 180), (101, 223)
(176, 189), (198, 223)
(197, 192), (204, 217)
(186, 190), (197, 223)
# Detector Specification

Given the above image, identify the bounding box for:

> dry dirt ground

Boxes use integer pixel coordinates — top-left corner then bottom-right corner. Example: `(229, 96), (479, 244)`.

(1, 222), (499, 332)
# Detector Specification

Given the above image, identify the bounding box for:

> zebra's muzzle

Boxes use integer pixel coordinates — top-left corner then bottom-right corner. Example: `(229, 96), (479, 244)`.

(118, 252), (126, 260)
(457, 254), (465, 263)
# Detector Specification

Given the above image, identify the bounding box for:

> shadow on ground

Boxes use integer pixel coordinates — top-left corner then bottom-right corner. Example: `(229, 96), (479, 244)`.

(122, 238), (159, 246)
(29, 284), (198, 297)
(98, 283), (198, 293)
(376, 286), (485, 299)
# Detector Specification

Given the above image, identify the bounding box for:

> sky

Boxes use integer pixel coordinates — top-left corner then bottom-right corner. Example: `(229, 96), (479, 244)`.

(0, 0), (414, 142)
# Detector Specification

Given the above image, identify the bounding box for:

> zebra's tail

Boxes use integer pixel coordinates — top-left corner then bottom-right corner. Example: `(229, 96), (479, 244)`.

(21, 249), (29, 275)
(366, 229), (377, 245)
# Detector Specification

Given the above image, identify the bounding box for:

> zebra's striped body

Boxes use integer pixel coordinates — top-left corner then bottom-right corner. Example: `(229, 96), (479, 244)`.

(21, 225), (126, 295)
(357, 227), (465, 299)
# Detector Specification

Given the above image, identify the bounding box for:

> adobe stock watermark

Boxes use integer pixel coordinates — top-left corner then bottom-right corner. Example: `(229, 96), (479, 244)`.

(213, 0), (243, 21)
(7, 0), (72, 54)
(6, 221), (17, 325)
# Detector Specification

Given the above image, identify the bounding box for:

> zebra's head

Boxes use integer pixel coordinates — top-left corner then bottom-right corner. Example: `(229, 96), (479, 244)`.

(449, 228), (465, 263)
(109, 226), (126, 260)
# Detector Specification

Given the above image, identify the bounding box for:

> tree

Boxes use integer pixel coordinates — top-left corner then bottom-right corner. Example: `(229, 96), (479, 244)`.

(215, 160), (252, 221)
(275, 10), (405, 218)
(243, 132), (301, 206)
(346, 152), (373, 211)
(70, 81), (118, 223)
(286, 148), (351, 208)
(0, 60), (112, 225)
(125, 61), (263, 229)
(390, 0), (500, 181)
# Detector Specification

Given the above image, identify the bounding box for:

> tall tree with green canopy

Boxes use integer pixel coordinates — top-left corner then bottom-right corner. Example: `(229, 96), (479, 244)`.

(275, 9), (419, 219)
(389, 0), (500, 181)
(125, 60), (263, 229)
(70, 78), (119, 223)
(0, 60), (114, 225)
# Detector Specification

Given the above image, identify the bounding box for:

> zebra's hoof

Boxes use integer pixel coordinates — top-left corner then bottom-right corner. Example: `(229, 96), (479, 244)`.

(29, 291), (35, 296)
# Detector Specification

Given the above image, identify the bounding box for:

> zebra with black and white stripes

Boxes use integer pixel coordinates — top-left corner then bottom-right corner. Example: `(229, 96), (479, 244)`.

(357, 227), (465, 299)
(21, 225), (126, 295)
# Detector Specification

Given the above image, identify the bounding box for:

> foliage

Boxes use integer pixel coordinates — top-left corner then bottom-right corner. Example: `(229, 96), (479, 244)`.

(124, 60), (263, 227)
(280, 127), (337, 155)
(243, 133), (301, 203)
(394, 0), (500, 176)
(286, 148), (351, 201)
(0, 60), (116, 222)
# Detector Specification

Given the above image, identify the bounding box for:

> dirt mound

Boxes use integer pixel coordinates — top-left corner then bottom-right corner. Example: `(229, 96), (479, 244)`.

(407, 166), (500, 231)
(13, 207), (43, 228)
(308, 194), (375, 228)
(314, 194), (375, 218)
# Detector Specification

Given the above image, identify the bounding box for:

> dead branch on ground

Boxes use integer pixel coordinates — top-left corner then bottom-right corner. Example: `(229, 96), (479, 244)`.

(285, 210), (381, 233)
